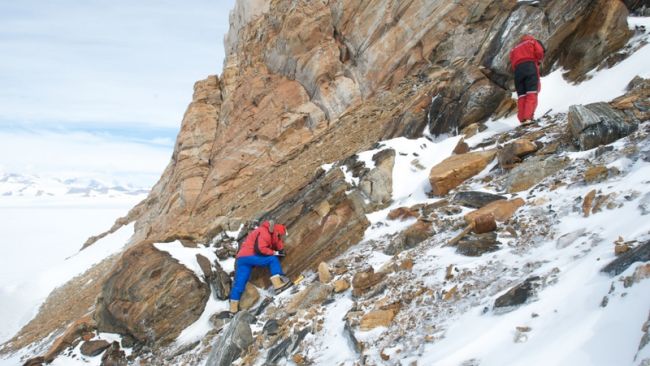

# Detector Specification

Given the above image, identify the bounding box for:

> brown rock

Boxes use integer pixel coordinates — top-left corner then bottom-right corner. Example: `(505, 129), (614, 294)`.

(292, 353), (307, 365)
(380, 349), (390, 361)
(498, 139), (539, 169)
(453, 138), (470, 155)
(359, 309), (396, 331)
(584, 166), (608, 184)
(560, 0), (631, 81)
(400, 258), (414, 271)
(352, 268), (386, 297)
(443, 286), (459, 301)
(333, 278), (350, 293)
(44, 315), (96, 362)
(94, 243), (209, 346)
(632, 264), (650, 283)
(461, 124), (481, 138)
(615, 243), (631, 256)
(464, 198), (525, 224)
(583, 189), (597, 217)
(286, 283), (332, 313)
(387, 207), (419, 221)
(240, 283), (260, 311)
(318, 262), (332, 284)
(100, 341), (126, 366)
(81, 331), (95, 341)
(80, 340), (110, 357)
(428, 150), (497, 196)
(445, 264), (455, 280)
(196, 254), (212, 280)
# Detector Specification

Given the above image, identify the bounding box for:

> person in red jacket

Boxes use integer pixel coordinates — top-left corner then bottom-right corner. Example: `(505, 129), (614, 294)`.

(509, 35), (545, 125)
(229, 220), (290, 313)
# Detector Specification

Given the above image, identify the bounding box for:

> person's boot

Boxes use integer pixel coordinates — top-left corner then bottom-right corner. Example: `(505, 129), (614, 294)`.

(270, 274), (291, 292)
(229, 300), (239, 314)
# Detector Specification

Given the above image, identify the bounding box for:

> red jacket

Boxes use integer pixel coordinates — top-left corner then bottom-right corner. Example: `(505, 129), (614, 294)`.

(237, 221), (286, 258)
(509, 35), (545, 70)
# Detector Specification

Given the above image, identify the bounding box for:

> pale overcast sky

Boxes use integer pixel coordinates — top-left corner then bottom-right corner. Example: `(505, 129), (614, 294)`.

(0, 0), (236, 185)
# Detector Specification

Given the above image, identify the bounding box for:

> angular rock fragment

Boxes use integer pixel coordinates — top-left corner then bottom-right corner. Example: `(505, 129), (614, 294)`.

(205, 312), (254, 366)
(456, 232), (501, 257)
(506, 156), (570, 193)
(80, 340), (110, 357)
(601, 240), (650, 276)
(494, 276), (541, 310)
(567, 103), (638, 151)
(429, 150), (497, 196)
(452, 191), (507, 209)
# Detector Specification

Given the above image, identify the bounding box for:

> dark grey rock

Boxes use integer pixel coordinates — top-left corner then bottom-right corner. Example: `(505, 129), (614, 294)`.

(205, 311), (254, 366)
(506, 156), (570, 193)
(456, 232), (501, 257)
(263, 319), (280, 337)
(120, 334), (136, 349)
(210, 262), (232, 301)
(452, 191), (507, 209)
(567, 103), (638, 151)
(344, 320), (363, 354)
(265, 327), (311, 365)
(601, 240), (650, 276)
(639, 192), (650, 215)
(494, 276), (541, 309)
(80, 340), (111, 357)
(22, 357), (45, 366)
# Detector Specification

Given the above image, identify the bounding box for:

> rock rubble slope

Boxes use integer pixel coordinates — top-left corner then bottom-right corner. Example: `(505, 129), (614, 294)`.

(3, 1), (650, 366)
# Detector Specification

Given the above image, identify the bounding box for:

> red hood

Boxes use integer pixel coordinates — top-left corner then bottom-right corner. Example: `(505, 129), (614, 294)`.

(261, 221), (286, 235)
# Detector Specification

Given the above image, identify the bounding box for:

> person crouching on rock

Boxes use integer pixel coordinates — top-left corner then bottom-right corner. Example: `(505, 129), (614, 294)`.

(229, 220), (290, 313)
(509, 34), (545, 125)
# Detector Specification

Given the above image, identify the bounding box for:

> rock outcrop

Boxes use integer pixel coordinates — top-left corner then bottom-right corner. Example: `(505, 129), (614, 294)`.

(94, 243), (210, 345)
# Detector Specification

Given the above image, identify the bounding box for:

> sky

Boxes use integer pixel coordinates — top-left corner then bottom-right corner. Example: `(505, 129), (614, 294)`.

(0, 0), (236, 186)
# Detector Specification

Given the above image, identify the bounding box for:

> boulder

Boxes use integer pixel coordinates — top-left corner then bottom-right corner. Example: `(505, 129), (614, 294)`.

(286, 283), (332, 313)
(94, 243), (209, 346)
(22, 357), (45, 366)
(497, 139), (539, 169)
(506, 156), (570, 193)
(360, 309), (397, 331)
(494, 277), (541, 310)
(453, 138), (470, 155)
(601, 240), (650, 276)
(205, 311), (254, 366)
(333, 278), (350, 293)
(387, 207), (419, 221)
(464, 198), (524, 224)
(80, 340), (110, 357)
(352, 268), (386, 297)
(567, 103), (638, 151)
(456, 232), (501, 257)
(359, 149), (395, 210)
(452, 191), (507, 209)
(560, 0), (631, 81)
(428, 150), (497, 196)
(318, 262), (332, 284)
(385, 220), (433, 255)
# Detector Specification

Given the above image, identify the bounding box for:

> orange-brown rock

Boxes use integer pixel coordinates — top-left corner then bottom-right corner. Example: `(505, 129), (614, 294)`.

(498, 139), (539, 169)
(43, 315), (96, 362)
(584, 165), (609, 184)
(333, 278), (350, 293)
(464, 198), (525, 225)
(428, 150), (497, 196)
(352, 268), (386, 297)
(318, 262), (332, 284)
(560, 0), (631, 81)
(387, 207), (419, 221)
(94, 243), (209, 346)
(359, 309), (397, 331)
(453, 138), (470, 155)
(583, 189), (597, 217)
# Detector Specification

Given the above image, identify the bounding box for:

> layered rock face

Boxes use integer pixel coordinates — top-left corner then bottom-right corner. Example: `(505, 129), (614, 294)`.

(19, 0), (634, 355)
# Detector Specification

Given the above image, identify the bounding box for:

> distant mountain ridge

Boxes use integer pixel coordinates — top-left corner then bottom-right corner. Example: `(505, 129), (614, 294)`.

(0, 173), (148, 199)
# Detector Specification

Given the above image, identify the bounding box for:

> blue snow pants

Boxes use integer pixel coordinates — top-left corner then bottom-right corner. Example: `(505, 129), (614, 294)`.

(229, 255), (284, 301)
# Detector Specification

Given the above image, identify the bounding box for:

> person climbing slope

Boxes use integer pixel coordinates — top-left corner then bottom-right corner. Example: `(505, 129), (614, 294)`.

(509, 34), (545, 125)
(229, 220), (290, 313)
